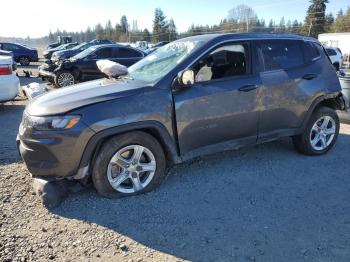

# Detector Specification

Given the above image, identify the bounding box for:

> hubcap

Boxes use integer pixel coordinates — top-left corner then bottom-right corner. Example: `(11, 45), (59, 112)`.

(309, 116), (336, 151)
(107, 145), (156, 194)
(20, 57), (29, 65)
(57, 73), (74, 87)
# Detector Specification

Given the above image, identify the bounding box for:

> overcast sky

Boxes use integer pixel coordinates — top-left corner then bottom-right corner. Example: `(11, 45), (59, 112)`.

(1, 0), (348, 38)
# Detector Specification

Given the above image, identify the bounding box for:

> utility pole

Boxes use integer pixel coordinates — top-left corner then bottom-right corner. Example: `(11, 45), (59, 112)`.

(308, 20), (313, 36)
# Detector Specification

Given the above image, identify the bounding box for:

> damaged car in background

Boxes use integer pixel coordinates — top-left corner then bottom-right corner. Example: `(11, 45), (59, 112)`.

(50, 39), (114, 63)
(17, 33), (348, 201)
(39, 44), (145, 87)
(42, 42), (79, 60)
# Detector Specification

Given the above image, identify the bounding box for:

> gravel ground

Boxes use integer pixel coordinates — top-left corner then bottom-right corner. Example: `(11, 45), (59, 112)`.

(1, 75), (350, 261)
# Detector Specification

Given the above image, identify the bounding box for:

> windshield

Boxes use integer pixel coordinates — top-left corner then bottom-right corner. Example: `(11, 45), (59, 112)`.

(73, 46), (98, 59)
(128, 40), (204, 84)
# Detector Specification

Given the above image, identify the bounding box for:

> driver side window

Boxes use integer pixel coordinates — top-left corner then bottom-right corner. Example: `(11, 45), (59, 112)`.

(193, 43), (248, 83)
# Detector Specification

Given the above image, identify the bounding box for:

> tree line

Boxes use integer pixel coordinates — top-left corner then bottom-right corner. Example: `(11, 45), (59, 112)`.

(46, 1), (349, 44)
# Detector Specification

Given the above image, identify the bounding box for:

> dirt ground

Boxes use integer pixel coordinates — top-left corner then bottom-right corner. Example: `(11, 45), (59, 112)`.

(1, 72), (350, 261)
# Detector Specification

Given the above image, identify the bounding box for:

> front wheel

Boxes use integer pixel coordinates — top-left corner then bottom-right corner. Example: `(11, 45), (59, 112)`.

(54, 70), (75, 87)
(92, 131), (166, 198)
(293, 107), (340, 155)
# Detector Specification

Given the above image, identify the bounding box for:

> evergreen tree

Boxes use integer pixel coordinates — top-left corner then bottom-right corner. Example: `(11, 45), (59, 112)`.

(302, 0), (329, 37)
(167, 18), (177, 41)
(95, 23), (105, 40)
(152, 8), (168, 42)
(105, 20), (114, 40)
(142, 29), (151, 42)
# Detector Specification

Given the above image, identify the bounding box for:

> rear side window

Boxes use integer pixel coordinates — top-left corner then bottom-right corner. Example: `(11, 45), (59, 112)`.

(257, 40), (304, 71)
(302, 41), (320, 62)
(2, 43), (20, 51)
(94, 47), (113, 59)
(326, 48), (337, 56)
(118, 47), (143, 58)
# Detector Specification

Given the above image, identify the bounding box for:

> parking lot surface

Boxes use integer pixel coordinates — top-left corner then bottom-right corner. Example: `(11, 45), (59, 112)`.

(1, 74), (350, 261)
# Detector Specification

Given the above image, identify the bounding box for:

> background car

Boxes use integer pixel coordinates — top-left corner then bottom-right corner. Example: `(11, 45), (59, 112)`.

(0, 55), (20, 102)
(325, 47), (343, 71)
(145, 41), (169, 54)
(0, 43), (38, 66)
(51, 39), (115, 63)
(43, 42), (79, 60)
(40, 44), (145, 87)
(47, 36), (73, 49)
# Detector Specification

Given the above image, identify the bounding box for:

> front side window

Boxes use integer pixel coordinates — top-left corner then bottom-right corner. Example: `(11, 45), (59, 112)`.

(193, 43), (248, 82)
(94, 47), (113, 59)
(258, 40), (304, 71)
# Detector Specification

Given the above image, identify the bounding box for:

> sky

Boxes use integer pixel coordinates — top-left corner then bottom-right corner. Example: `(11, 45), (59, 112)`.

(0, 0), (349, 38)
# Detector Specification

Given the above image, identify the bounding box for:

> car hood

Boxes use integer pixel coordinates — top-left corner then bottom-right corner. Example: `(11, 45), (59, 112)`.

(26, 78), (147, 116)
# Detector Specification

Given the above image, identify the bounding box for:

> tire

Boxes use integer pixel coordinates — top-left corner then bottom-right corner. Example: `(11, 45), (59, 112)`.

(19, 56), (30, 66)
(92, 131), (166, 198)
(293, 106), (340, 155)
(333, 63), (340, 71)
(54, 70), (75, 87)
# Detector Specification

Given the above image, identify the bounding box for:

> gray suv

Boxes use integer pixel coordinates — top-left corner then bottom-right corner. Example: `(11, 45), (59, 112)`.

(17, 33), (347, 198)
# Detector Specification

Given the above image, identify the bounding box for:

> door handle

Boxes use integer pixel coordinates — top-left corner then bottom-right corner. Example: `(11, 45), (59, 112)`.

(302, 73), (317, 80)
(238, 84), (258, 92)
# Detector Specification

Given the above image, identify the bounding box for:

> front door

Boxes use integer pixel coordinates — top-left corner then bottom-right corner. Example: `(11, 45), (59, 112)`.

(173, 42), (261, 155)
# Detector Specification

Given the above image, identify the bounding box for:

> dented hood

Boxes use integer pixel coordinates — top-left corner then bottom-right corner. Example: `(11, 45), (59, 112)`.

(26, 78), (146, 116)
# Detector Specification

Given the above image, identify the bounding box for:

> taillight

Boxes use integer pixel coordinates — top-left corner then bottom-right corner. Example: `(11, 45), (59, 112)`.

(0, 65), (12, 75)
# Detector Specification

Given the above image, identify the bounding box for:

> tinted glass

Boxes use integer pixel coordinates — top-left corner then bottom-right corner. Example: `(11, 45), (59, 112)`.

(194, 43), (248, 82)
(94, 47), (113, 59)
(2, 43), (20, 51)
(118, 47), (143, 58)
(258, 40), (304, 71)
(303, 41), (320, 62)
(326, 48), (337, 56)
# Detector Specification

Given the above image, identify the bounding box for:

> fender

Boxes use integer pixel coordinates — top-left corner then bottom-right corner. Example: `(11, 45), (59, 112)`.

(301, 92), (347, 131)
(78, 120), (181, 173)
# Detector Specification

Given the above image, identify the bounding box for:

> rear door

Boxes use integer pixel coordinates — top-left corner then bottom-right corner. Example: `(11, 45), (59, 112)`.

(256, 39), (323, 141)
(112, 47), (144, 67)
(173, 41), (261, 155)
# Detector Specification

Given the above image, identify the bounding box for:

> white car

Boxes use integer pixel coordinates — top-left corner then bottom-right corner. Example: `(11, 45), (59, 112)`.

(0, 55), (20, 102)
(325, 47), (343, 71)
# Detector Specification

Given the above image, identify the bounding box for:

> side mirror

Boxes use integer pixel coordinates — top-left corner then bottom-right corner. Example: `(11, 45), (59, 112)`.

(172, 69), (195, 92)
(180, 69), (195, 85)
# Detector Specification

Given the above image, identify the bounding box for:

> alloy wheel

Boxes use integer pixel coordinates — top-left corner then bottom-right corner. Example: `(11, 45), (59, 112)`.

(107, 145), (157, 194)
(309, 116), (336, 151)
(57, 73), (75, 87)
(19, 57), (29, 66)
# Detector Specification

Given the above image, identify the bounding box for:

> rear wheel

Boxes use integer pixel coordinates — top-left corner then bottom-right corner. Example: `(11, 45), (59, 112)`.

(293, 107), (339, 155)
(92, 131), (166, 198)
(19, 56), (30, 66)
(54, 70), (75, 87)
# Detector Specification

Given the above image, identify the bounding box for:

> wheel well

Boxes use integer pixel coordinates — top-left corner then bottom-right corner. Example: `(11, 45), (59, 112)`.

(89, 128), (177, 171)
(317, 97), (344, 111)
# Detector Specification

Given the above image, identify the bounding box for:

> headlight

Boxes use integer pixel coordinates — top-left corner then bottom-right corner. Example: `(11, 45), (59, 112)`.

(27, 115), (80, 130)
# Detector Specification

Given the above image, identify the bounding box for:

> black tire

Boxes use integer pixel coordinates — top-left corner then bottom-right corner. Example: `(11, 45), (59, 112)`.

(293, 106), (340, 155)
(333, 62), (340, 71)
(92, 131), (166, 198)
(19, 56), (30, 66)
(54, 70), (75, 87)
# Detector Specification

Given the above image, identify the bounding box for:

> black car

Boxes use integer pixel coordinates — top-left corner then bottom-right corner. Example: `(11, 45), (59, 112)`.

(47, 36), (73, 49)
(39, 44), (145, 87)
(43, 43), (79, 60)
(51, 40), (115, 63)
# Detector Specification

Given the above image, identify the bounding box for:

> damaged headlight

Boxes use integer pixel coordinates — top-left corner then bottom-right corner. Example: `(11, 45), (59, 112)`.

(27, 115), (80, 130)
